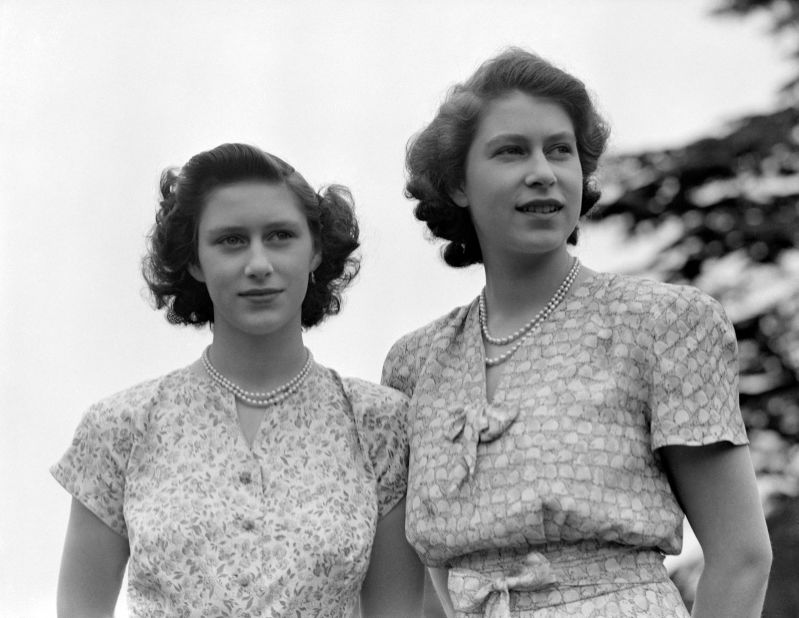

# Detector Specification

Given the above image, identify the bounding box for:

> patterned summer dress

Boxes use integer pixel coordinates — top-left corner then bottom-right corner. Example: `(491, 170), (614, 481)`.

(52, 358), (408, 617)
(382, 271), (748, 617)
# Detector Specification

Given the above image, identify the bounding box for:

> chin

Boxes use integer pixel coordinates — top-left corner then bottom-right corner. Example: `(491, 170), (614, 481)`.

(514, 237), (568, 255)
(236, 322), (287, 338)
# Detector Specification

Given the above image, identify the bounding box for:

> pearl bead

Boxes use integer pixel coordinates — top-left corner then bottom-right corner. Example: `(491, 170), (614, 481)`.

(201, 347), (312, 407)
(482, 258), (580, 367)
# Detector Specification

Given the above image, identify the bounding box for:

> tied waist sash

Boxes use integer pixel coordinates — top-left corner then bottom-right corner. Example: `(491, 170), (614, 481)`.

(449, 552), (556, 617)
(447, 541), (671, 617)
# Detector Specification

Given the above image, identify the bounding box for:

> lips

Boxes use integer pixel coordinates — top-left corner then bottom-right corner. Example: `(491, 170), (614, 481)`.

(515, 199), (563, 214)
(239, 289), (281, 298)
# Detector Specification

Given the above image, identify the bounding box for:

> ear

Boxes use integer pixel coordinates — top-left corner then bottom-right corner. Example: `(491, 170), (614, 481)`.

(449, 185), (469, 209)
(188, 262), (205, 282)
(310, 250), (322, 273)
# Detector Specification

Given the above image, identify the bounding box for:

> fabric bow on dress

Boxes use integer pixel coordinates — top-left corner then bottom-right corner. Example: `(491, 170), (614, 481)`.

(449, 552), (558, 617)
(445, 402), (518, 494)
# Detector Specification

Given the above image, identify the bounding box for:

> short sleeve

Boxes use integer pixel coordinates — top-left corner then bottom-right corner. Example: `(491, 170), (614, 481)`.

(50, 399), (140, 537)
(381, 336), (418, 398)
(648, 288), (748, 449)
(342, 379), (410, 518)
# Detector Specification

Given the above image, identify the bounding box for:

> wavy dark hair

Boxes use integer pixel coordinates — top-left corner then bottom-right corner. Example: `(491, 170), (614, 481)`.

(406, 48), (611, 267)
(142, 143), (360, 327)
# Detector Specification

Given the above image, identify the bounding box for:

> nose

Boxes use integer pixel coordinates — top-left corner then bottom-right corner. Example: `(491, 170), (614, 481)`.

(244, 246), (274, 278)
(523, 151), (556, 187)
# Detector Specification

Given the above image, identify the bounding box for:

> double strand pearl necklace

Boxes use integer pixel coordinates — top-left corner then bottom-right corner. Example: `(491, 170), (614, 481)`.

(480, 257), (580, 367)
(202, 346), (312, 407)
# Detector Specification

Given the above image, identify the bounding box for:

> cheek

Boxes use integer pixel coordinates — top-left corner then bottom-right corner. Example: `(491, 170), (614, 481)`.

(195, 259), (234, 294)
(471, 167), (503, 196)
(563, 169), (583, 198)
(200, 274), (221, 299)
(285, 256), (314, 286)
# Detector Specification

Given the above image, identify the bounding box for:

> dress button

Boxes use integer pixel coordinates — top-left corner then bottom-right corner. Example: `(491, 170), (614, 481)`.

(239, 471), (252, 484)
(242, 519), (255, 531)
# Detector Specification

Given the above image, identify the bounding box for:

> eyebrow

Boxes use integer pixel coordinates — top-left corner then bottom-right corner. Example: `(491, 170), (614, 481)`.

(546, 131), (577, 142)
(484, 131), (577, 148)
(203, 220), (304, 236)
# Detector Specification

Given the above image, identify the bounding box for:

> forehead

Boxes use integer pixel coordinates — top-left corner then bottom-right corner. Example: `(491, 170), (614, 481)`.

(200, 181), (306, 227)
(474, 91), (575, 139)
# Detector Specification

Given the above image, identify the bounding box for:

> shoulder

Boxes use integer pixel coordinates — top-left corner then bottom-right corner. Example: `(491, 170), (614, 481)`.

(388, 303), (472, 356)
(341, 376), (409, 404)
(598, 271), (728, 324)
(83, 367), (193, 430)
(382, 302), (474, 394)
(596, 273), (736, 369)
(340, 377), (409, 423)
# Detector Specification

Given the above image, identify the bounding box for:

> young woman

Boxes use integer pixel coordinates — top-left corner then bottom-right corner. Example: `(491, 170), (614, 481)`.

(382, 50), (772, 617)
(53, 143), (423, 617)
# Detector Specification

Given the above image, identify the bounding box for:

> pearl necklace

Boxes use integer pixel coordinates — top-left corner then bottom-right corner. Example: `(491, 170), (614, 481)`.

(201, 347), (312, 407)
(481, 257), (580, 367)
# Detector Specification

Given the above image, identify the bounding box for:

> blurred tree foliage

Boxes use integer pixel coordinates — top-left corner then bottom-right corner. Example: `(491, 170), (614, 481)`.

(590, 0), (799, 499)
(592, 7), (799, 610)
(713, 0), (799, 98)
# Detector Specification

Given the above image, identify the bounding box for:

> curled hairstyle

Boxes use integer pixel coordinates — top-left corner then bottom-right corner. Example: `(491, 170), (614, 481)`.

(406, 48), (611, 267)
(142, 143), (360, 328)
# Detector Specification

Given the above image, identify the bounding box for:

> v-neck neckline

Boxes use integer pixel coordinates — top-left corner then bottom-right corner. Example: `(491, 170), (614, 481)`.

(190, 357), (320, 455)
(473, 270), (601, 405)
(464, 301), (510, 407)
(191, 364), (271, 455)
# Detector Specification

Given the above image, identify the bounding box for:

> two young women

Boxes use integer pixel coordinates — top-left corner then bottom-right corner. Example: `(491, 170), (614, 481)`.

(55, 50), (772, 617)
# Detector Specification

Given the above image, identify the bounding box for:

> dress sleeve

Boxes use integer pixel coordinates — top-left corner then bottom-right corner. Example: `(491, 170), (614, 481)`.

(343, 379), (410, 518)
(381, 332), (421, 398)
(50, 397), (140, 537)
(648, 288), (748, 450)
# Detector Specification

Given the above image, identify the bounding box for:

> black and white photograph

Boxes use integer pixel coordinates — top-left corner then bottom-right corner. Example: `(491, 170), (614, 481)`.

(2, 0), (798, 616)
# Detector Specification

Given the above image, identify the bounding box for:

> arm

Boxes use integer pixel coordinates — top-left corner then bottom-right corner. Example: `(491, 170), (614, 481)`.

(360, 498), (425, 617)
(660, 442), (772, 618)
(57, 497), (130, 618)
(428, 567), (455, 618)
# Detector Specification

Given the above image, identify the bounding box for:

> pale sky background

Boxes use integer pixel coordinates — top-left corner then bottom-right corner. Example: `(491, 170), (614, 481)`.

(0, 0), (793, 615)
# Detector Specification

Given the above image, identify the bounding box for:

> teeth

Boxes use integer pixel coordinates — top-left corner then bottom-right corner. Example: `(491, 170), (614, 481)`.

(520, 205), (559, 213)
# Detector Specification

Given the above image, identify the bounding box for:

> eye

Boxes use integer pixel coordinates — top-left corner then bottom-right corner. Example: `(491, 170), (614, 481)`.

(548, 144), (575, 158)
(267, 230), (296, 241)
(218, 235), (246, 247)
(494, 144), (526, 157)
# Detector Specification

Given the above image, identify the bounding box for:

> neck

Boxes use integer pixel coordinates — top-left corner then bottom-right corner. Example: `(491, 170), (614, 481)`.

(482, 249), (574, 313)
(207, 322), (307, 392)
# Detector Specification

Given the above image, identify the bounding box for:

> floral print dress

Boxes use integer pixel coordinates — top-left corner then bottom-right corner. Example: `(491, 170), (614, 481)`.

(52, 359), (409, 617)
(382, 271), (748, 617)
